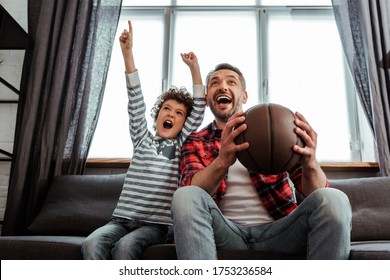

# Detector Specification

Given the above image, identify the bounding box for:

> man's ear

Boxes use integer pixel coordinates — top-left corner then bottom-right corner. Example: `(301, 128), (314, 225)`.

(242, 91), (248, 104)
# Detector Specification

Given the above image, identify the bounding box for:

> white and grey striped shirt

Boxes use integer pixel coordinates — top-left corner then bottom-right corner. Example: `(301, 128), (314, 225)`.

(112, 71), (206, 225)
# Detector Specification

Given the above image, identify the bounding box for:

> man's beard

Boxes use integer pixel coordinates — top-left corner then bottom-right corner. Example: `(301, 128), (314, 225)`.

(209, 100), (242, 123)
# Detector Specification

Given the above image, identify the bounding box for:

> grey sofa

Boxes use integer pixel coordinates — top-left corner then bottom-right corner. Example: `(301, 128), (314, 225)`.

(0, 174), (389, 260)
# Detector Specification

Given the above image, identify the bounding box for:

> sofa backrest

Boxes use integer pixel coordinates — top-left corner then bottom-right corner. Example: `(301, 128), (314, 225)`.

(27, 174), (125, 236)
(330, 177), (390, 242)
(27, 173), (390, 242)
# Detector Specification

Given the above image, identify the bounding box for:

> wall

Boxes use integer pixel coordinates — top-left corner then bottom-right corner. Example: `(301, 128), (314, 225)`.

(0, 0), (27, 232)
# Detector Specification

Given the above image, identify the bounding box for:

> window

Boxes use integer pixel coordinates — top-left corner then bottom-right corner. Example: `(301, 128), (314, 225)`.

(170, 10), (259, 131)
(89, 11), (165, 158)
(266, 10), (356, 161)
(88, 3), (376, 163)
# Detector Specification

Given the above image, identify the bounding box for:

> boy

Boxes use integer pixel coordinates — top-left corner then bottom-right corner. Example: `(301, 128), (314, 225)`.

(82, 20), (206, 259)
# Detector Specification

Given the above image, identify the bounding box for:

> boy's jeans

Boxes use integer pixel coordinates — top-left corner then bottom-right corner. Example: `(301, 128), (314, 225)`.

(172, 186), (352, 260)
(82, 218), (168, 260)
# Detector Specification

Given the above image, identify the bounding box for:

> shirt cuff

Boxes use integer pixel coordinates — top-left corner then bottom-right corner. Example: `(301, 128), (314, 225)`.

(125, 70), (140, 87)
(192, 85), (206, 98)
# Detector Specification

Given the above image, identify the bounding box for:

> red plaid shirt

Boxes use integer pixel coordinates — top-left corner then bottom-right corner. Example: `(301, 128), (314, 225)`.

(180, 121), (327, 220)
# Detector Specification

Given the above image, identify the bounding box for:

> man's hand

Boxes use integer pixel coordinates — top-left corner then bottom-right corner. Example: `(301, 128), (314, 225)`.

(293, 111), (327, 194)
(293, 112), (318, 169)
(189, 111), (249, 195)
(218, 112), (250, 169)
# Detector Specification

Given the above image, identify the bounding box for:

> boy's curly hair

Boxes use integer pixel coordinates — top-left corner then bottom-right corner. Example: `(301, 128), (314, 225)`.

(151, 86), (194, 123)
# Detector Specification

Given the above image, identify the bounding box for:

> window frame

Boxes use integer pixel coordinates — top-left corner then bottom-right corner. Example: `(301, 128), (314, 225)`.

(87, 3), (377, 166)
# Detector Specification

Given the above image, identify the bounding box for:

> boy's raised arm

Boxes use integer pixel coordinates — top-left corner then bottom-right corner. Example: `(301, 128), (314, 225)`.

(120, 20), (136, 74)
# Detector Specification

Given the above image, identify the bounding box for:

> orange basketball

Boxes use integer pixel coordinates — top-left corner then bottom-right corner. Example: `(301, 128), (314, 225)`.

(234, 103), (304, 174)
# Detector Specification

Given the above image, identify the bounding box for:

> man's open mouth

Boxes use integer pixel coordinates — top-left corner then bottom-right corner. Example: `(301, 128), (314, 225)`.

(216, 95), (232, 104)
(163, 120), (173, 129)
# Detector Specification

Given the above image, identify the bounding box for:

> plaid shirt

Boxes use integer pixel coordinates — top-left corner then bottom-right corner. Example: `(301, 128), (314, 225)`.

(180, 121), (328, 220)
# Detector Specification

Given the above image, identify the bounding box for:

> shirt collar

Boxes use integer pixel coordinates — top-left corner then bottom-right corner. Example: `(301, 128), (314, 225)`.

(211, 120), (220, 131)
(209, 120), (222, 138)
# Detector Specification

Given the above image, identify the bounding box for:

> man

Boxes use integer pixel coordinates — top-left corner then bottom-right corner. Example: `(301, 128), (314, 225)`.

(171, 63), (352, 260)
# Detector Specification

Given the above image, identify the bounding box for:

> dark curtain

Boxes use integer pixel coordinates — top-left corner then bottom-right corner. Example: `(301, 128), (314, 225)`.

(332, 0), (390, 176)
(2, 0), (122, 236)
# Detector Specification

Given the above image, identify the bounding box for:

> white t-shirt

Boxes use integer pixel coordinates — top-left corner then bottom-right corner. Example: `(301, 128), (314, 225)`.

(219, 159), (274, 226)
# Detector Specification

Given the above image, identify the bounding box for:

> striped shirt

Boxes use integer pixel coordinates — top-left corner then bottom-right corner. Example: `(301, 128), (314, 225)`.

(112, 71), (206, 225)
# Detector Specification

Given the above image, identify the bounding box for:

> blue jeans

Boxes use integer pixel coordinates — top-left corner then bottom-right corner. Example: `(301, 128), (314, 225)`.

(81, 217), (168, 260)
(171, 186), (352, 260)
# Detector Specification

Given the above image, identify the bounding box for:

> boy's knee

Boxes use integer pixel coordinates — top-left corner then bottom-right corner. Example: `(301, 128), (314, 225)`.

(82, 237), (95, 251)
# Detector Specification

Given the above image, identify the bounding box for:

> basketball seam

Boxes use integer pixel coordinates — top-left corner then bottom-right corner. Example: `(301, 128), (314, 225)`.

(279, 110), (299, 172)
(269, 104), (274, 174)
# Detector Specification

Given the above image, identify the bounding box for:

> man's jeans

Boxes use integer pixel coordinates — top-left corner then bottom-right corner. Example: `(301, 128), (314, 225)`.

(82, 218), (168, 260)
(172, 186), (352, 260)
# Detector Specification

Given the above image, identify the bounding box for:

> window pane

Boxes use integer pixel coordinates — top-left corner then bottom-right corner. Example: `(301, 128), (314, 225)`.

(122, 0), (171, 5)
(261, 0), (331, 5)
(171, 10), (259, 127)
(267, 10), (352, 162)
(175, 0), (257, 6)
(88, 11), (165, 158)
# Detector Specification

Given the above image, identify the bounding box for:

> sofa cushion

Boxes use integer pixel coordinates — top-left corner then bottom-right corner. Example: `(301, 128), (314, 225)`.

(140, 244), (306, 260)
(330, 177), (390, 241)
(27, 174), (125, 236)
(350, 240), (390, 260)
(0, 236), (84, 260)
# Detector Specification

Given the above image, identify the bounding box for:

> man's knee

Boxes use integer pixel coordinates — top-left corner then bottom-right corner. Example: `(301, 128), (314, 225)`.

(311, 188), (352, 224)
(315, 188), (350, 207)
(172, 186), (212, 220)
(173, 186), (208, 207)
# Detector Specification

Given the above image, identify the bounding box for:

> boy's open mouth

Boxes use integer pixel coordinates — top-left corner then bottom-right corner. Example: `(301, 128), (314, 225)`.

(163, 120), (173, 129)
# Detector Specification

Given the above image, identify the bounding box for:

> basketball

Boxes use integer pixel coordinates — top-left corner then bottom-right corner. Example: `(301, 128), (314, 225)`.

(234, 103), (304, 174)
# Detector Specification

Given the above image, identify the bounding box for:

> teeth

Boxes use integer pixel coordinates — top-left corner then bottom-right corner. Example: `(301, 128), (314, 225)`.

(163, 120), (173, 129)
(217, 96), (232, 103)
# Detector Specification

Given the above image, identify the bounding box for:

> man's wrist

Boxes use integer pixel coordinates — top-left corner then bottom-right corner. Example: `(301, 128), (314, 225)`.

(212, 156), (230, 174)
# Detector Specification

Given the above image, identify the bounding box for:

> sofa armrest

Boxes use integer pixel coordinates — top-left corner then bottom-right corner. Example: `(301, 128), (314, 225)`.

(330, 177), (390, 241)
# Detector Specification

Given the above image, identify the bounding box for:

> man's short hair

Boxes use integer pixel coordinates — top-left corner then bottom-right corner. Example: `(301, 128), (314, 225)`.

(206, 63), (246, 90)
